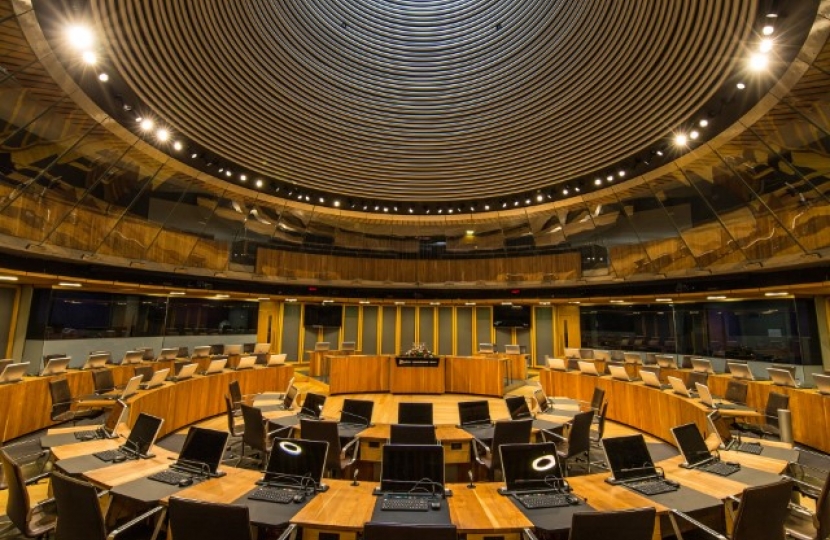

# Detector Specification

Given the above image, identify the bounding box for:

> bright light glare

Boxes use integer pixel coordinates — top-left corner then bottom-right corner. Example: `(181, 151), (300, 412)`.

(67, 26), (94, 49)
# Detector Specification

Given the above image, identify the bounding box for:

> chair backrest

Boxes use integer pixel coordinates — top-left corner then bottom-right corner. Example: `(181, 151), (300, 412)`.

(590, 387), (605, 412)
(724, 379), (748, 404)
(731, 480), (794, 540)
(133, 365), (155, 382)
(687, 371), (709, 390)
(168, 497), (253, 540)
(390, 424), (437, 445)
(229, 380), (243, 410)
(566, 410), (595, 458)
(342, 398), (374, 426)
(765, 392), (790, 427)
(593, 401), (609, 441)
(569, 507), (656, 540)
(240, 403), (268, 455)
(49, 378), (73, 420)
(1, 448), (32, 535)
(490, 419), (533, 470)
(363, 522), (457, 540)
(224, 395), (241, 437)
(300, 419), (342, 470)
(52, 471), (107, 540)
(91, 369), (115, 393)
(397, 402), (433, 425)
(816, 470), (830, 540)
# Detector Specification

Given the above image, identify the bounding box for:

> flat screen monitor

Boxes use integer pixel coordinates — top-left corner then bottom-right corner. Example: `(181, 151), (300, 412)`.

(253, 342), (270, 355)
(192, 346), (212, 359)
(264, 438), (328, 487)
(505, 344), (521, 355)
(380, 444), (444, 493)
(493, 305), (531, 328)
(341, 341), (356, 352)
(157, 348), (179, 361)
(177, 427), (229, 474)
(603, 435), (658, 483)
(224, 344), (242, 356)
(304, 305), (343, 328)
(500, 442), (565, 492)
(691, 358), (714, 374)
(398, 402), (433, 425)
(125, 413), (164, 457)
(458, 400), (491, 426)
(578, 349), (594, 359)
(478, 343), (495, 354)
(671, 423), (712, 467)
(564, 348), (581, 359)
(592, 350), (611, 362)
(504, 395), (532, 420)
(727, 362), (754, 381)
(301, 392), (327, 419)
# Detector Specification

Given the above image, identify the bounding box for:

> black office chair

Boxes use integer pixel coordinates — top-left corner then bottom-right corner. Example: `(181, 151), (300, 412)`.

(363, 522), (457, 540)
(0, 448), (57, 539)
(52, 470), (162, 540)
(541, 410), (595, 476)
(589, 401), (609, 469)
(341, 398), (374, 427)
(687, 371), (709, 390)
(223, 395), (244, 460)
(472, 419), (533, 481)
(133, 365), (155, 382)
(589, 387), (606, 413)
(300, 418), (359, 478)
(389, 424), (438, 445)
(91, 369), (116, 394)
(398, 402), (434, 425)
(229, 380), (244, 416)
(733, 391), (790, 439)
(168, 497), (266, 540)
(786, 465), (830, 540)
(569, 507), (656, 540)
(238, 403), (292, 468)
(49, 378), (103, 425)
(725, 379), (749, 404)
(671, 479), (794, 540)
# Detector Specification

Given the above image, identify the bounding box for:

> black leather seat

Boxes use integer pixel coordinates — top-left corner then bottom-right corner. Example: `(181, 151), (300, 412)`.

(472, 419), (533, 481)
(168, 497), (255, 540)
(0, 448), (57, 539)
(49, 378), (103, 424)
(569, 507), (656, 540)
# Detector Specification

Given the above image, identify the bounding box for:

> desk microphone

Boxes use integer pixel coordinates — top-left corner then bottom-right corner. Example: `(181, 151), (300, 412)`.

(351, 469), (359, 487)
(467, 469), (475, 489)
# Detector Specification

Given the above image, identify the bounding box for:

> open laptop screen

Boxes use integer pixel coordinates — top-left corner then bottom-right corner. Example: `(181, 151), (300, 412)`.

(102, 400), (127, 435)
(301, 392), (327, 418)
(505, 396), (532, 420)
(265, 438), (328, 487)
(533, 388), (551, 414)
(380, 444), (444, 493)
(603, 435), (658, 482)
(500, 442), (565, 492)
(177, 427), (228, 474)
(706, 410), (735, 447)
(459, 401), (491, 426)
(671, 423), (712, 467)
(125, 413), (164, 456)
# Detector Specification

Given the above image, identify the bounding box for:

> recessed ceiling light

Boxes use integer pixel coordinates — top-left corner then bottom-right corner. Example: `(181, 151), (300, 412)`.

(240, 174), (247, 181)
(98, 72), (109, 82)
(762, 25), (774, 35)
(394, 301), (405, 305)
(539, 301), (551, 306)
(58, 282), (82, 287)
(759, 38), (773, 53)
(707, 295), (727, 300)
(562, 188), (569, 195)
(67, 25), (94, 49)
(359, 300), (371, 304)
(568, 301), (581, 304)
(286, 298), (297, 302)
(501, 301), (513, 306)
(430, 302), (441, 306)
(699, 119), (709, 127)
(690, 130), (700, 140)
(610, 299), (625, 303)
(607, 175), (614, 182)
(156, 128), (169, 142)
(334, 200), (341, 207)
(215, 294), (230, 299)
(465, 302), (476, 306)
(173, 141), (183, 151)
(749, 53), (768, 71)
(255, 179), (263, 188)
(674, 133), (688, 146)
(536, 194), (544, 202)
(618, 170), (626, 177)
(140, 119), (154, 131)
(466, 230), (474, 236)
(764, 292), (788, 297)
(81, 50), (97, 65)
(257, 297), (270, 301)
(594, 178), (602, 186)
(484, 204), (490, 211)
(0, 276), (19, 281)
(736, 82), (746, 90)
(225, 170), (232, 177)
(656, 298), (673, 302)
(169, 291), (185, 295)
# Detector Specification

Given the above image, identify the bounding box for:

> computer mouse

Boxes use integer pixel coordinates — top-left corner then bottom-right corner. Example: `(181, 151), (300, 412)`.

(178, 477), (193, 487)
(112, 454), (127, 463)
(566, 495), (580, 505)
(664, 479), (680, 488)
(292, 493), (306, 503)
(80, 434), (95, 441)
(430, 501), (441, 510)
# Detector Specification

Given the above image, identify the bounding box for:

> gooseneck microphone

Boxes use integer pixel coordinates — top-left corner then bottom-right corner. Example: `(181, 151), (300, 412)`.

(352, 469), (360, 486)
(467, 469), (476, 489)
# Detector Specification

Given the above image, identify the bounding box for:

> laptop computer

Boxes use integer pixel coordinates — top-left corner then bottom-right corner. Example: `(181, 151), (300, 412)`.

(279, 386), (299, 411)
(691, 358), (714, 374)
(671, 422), (740, 476)
(608, 364), (638, 382)
(81, 354), (109, 370)
(0, 362), (29, 384)
(121, 351), (144, 365)
(314, 342), (330, 352)
(592, 350), (611, 362)
(640, 370), (670, 390)
(340, 341), (356, 352)
(98, 375), (143, 401)
(148, 427), (229, 483)
(668, 376), (695, 398)
(727, 362), (755, 381)
(73, 399), (128, 441)
(191, 346), (212, 360)
(139, 368), (170, 390)
(533, 388), (553, 414)
(93, 412), (164, 462)
(767, 367), (805, 388)
(578, 349), (595, 359)
(695, 383), (737, 410)
(813, 373), (830, 395)
(706, 410), (764, 455)
(623, 352), (643, 364)
(548, 357), (568, 371)
(577, 360), (602, 376)
(157, 348), (179, 361)
(300, 392), (327, 419)
(656, 355), (677, 369)
(168, 362), (198, 382)
(138, 348), (155, 361)
(224, 344), (243, 356)
(234, 356), (256, 370)
(458, 400), (493, 439)
(40, 356), (71, 376)
(248, 438), (329, 502)
(267, 354), (287, 366)
(253, 343), (271, 355)
(377, 444), (445, 496)
(199, 357), (227, 375)
(479, 343), (495, 354)
(505, 344), (521, 355)
(499, 442), (579, 507)
(602, 434), (679, 493)
(505, 396), (533, 420)
(564, 348), (581, 359)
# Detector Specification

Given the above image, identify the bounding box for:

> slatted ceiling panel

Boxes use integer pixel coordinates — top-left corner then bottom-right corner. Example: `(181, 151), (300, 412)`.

(88, 0), (755, 202)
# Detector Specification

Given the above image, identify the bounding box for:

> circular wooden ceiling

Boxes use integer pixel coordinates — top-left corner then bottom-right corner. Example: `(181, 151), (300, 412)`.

(90, 0), (756, 203)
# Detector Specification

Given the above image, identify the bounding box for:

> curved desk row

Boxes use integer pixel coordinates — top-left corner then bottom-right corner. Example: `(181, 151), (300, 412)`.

(1, 362), (293, 442)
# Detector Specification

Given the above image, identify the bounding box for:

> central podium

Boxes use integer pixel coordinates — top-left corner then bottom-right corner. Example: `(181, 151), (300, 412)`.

(389, 356), (445, 394)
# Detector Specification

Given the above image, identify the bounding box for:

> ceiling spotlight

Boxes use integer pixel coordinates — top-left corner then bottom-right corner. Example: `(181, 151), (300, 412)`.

(81, 50), (97, 65)
(319, 197), (325, 203)
(239, 174), (247, 181)
(173, 141), (183, 151)
(674, 133), (688, 146)
(656, 149), (664, 156)
(618, 170), (626, 177)
(690, 130), (700, 140)
(156, 128), (170, 142)
(525, 199), (531, 205)
(484, 204), (490, 210)
(594, 178), (602, 186)
(749, 52), (768, 71)
(759, 38), (773, 53)
(574, 187), (581, 193)
(191, 152), (198, 159)
(762, 25), (774, 35)
(448, 208), (453, 214)
(255, 179), (263, 188)
(225, 170), (232, 177)
(536, 194), (544, 202)
(699, 119), (709, 127)
(736, 82), (746, 89)
(562, 188), (569, 195)
(334, 200), (341, 207)
(513, 201), (519, 207)
(67, 25), (94, 50)
(98, 72), (109, 82)
(437, 209), (443, 214)
(139, 119), (154, 131)
(408, 208), (413, 213)
(466, 230), (474, 236)
(383, 207), (389, 213)
(502, 202), (507, 208)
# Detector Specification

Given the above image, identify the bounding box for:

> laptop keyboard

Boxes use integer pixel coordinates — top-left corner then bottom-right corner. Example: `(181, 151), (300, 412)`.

(93, 449), (127, 462)
(699, 461), (740, 477)
(514, 492), (576, 509)
(148, 469), (193, 485)
(248, 487), (299, 504)
(735, 441), (763, 455)
(381, 496), (430, 511)
(74, 430), (100, 440)
(624, 479), (679, 496)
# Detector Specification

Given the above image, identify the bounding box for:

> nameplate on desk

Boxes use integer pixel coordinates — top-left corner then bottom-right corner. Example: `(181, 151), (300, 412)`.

(395, 357), (440, 367)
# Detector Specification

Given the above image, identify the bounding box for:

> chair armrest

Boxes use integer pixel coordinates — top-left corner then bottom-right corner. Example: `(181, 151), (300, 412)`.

(275, 524), (297, 540)
(24, 471), (52, 486)
(522, 527), (540, 540)
(471, 437), (490, 457)
(266, 424), (294, 439)
(539, 428), (566, 444)
(341, 437), (360, 460)
(106, 505), (165, 540)
(668, 509), (728, 540)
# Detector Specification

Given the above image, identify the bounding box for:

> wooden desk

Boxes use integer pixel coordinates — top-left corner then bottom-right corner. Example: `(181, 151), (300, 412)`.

(329, 355), (391, 394)
(389, 356), (445, 394)
(292, 480), (378, 540)
(357, 425), (473, 465)
(308, 350), (356, 377)
(445, 356), (507, 397)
